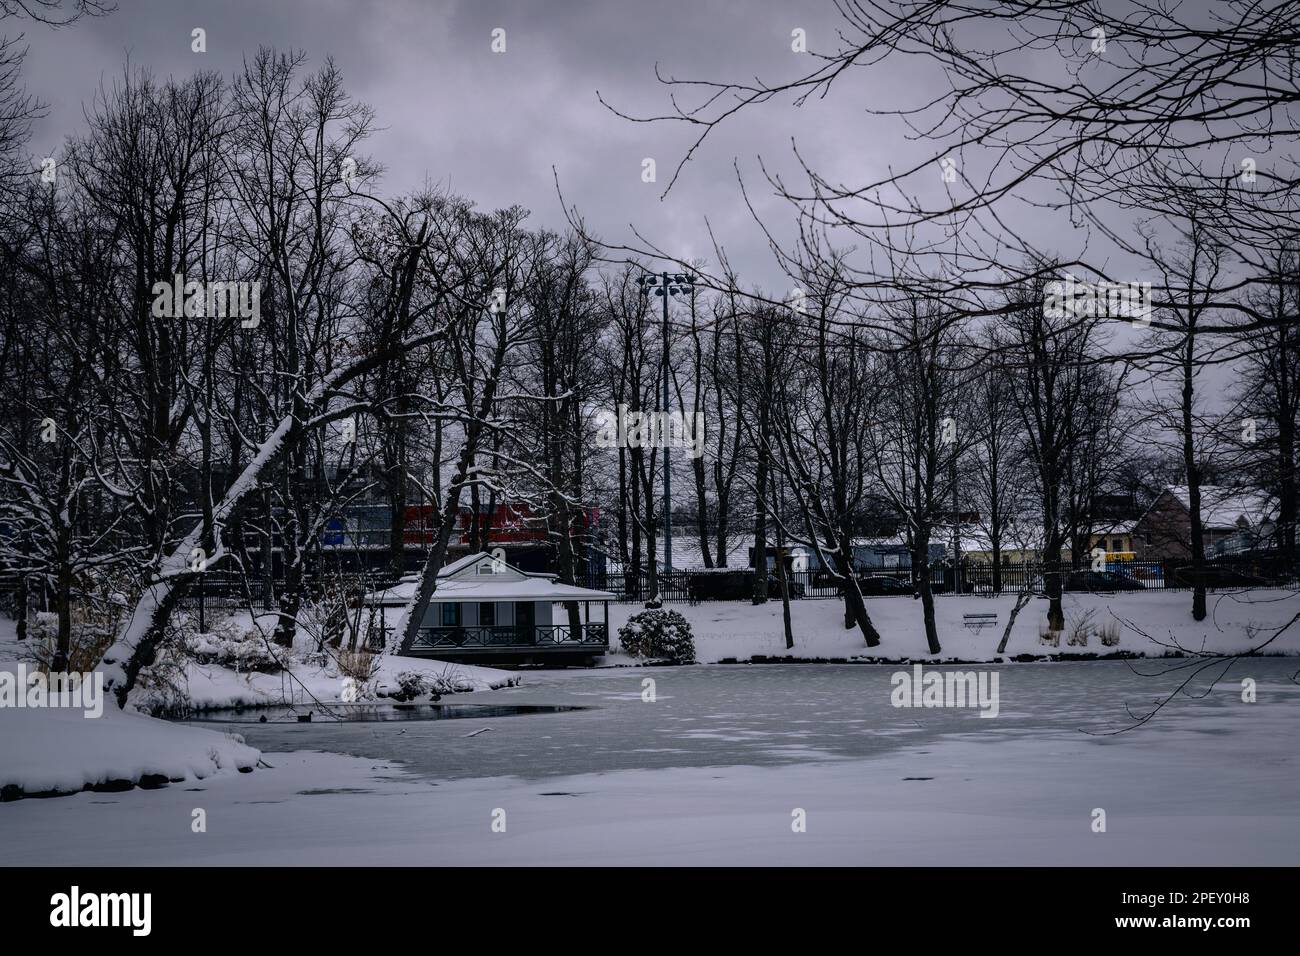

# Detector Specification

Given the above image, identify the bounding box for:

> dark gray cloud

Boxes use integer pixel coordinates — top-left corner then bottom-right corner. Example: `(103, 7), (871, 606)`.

(12, 0), (1207, 315)
(18, 0), (870, 290)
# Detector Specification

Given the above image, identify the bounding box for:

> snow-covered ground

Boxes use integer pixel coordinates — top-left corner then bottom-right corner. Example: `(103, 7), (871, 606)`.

(604, 588), (1300, 663)
(0, 705), (259, 800)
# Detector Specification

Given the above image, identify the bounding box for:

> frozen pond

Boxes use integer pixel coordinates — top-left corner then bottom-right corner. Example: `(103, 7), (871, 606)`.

(190, 659), (1300, 782)
(11, 658), (1298, 865)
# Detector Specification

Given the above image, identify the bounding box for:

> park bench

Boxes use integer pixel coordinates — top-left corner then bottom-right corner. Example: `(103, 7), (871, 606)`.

(962, 612), (999, 632)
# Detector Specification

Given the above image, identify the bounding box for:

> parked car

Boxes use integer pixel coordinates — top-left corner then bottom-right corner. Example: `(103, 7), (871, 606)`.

(1166, 566), (1268, 589)
(687, 570), (747, 601)
(816, 572), (912, 596)
(687, 570), (804, 601)
(812, 568), (839, 588)
(856, 575), (912, 596)
(1063, 570), (1146, 592)
(773, 574), (806, 599)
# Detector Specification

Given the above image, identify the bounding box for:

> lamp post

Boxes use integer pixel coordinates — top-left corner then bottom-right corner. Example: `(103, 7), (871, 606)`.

(636, 270), (695, 576)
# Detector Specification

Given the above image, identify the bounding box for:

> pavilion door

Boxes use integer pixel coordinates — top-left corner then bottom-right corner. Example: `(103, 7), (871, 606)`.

(515, 601), (535, 644)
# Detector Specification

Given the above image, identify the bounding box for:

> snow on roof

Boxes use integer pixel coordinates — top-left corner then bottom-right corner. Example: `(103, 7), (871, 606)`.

(1165, 485), (1275, 529)
(1091, 519), (1138, 536)
(437, 552), (487, 577)
(919, 523), (1048, 554)
(364, 552), (616, 604)
(612, 533), (755, 572)
(364, 577), (419, 605)
(630, 532), (930, 565)
(426, 576), (616, 602)
(851, 535), (910, 549)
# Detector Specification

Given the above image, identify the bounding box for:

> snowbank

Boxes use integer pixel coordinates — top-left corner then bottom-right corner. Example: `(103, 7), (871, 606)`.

(0, 705), (258, 800)
(604, 588), (1300, 663)
(0, 620), (510, 801)
(130, 653), (516, 715)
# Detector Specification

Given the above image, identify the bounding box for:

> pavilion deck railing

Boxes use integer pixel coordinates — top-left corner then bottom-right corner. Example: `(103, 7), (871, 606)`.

(410, 623), (609, 651)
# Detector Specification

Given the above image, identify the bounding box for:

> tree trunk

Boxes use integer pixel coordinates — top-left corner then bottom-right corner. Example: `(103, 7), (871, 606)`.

(1182, 333), (1207, 621)
(752, 444), (769, 605)
(773, 474), (794, 649)
(14, 573), (27, 642)
(693, 453), (713, 568)
(1043, 479), (1065, 632)
(996, 591), (1032, 655)
(915, 528), (941, 654)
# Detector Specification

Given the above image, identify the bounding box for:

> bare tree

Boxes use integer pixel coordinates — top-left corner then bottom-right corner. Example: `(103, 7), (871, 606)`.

(864, 295), (970, 654)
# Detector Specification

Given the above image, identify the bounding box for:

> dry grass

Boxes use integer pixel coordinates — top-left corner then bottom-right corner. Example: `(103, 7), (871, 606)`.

(20, 611), (116, 674)
(336, 649), (380, 682)
(1065, 609), (1098, 647)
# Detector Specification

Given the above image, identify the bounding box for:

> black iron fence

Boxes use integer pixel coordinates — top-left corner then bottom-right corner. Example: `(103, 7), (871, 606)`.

(588, 556), (1300, 603)
(172, 571), (383, 630)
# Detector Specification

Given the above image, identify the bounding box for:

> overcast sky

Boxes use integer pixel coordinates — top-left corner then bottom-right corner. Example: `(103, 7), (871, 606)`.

(11, 2), (1228, 323)
(17, 0), (896, 291)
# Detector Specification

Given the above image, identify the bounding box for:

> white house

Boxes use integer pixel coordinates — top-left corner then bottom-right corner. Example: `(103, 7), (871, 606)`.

(365, 551), (616, 665)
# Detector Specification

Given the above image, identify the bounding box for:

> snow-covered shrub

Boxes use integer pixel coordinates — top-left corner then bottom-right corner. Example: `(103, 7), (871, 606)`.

(1099, 621), (1121, 647)
(26, 611), (58, 644)
(296, 587), (367, 653)
(294, 597), (336, 653)
(384, 670), (447, 702)
(618, 608), (696, 663)
(135, 612), (194, 699)
(380, 664), (496, 701)
(187, 618), (285, 673)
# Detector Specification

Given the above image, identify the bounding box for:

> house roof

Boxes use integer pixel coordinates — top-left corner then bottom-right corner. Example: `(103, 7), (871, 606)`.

(1163, 485), (1275, 529)
(852, 535), (911, 549)
(1091, 519), (1138, 537)
(363, 574), (421, 605)
(611, 534), (755, 572)
(436, 552), (616, 600)
(425, 575), (616, 602)
(364, 552), (615, 605)
(925, 522), (1048, 554)
(437, 552), (487, 577)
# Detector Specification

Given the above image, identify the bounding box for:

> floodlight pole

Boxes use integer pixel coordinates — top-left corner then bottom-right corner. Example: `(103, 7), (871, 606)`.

(661, 273), (673, 574)
(637, 270), (695, 578)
